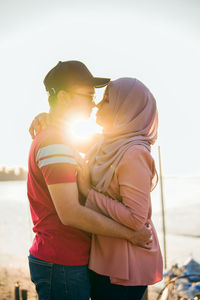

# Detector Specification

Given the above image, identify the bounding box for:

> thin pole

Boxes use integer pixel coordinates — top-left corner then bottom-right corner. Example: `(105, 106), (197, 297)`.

(158, 145), (167, 269)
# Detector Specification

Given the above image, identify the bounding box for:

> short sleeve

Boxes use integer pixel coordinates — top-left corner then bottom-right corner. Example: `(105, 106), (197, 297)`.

(36, 143), (77, 185)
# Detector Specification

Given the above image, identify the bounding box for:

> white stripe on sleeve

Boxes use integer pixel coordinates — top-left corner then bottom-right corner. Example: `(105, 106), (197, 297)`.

(38, 156), (77, 168)
(36, 144), (74, 162)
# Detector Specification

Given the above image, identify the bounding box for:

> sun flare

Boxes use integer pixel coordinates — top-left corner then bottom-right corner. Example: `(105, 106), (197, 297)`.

(68, 109), (102, 142)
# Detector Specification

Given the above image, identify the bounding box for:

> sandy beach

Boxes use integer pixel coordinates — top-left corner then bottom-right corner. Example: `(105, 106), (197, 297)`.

(0, 266), (36, 300)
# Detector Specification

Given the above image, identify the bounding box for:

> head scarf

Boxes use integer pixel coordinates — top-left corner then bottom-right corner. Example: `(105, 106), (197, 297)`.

(87, 78), (158, 193)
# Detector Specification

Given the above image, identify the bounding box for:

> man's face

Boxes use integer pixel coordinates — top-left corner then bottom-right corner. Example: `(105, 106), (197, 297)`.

(62, 85), (95, 120)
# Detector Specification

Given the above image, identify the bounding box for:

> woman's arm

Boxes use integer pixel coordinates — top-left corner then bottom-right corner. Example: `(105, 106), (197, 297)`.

(85, 148), (153, 231)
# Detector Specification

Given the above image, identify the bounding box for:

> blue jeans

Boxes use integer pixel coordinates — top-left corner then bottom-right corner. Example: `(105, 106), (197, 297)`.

(28, 254), (91, 300)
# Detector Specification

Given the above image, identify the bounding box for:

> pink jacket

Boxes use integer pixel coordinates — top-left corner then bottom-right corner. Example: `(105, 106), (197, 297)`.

(86, 145), (163, 286)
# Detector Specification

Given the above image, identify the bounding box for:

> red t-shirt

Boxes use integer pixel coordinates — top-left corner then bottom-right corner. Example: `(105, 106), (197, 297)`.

(27, 125), (91, 265)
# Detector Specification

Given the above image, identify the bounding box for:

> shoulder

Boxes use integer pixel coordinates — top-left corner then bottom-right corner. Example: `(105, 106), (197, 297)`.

(117, 145), (155, 175)
(122, 145), (153, 161)
(34, 127), (68, 148)
(33, 128), (76, 165)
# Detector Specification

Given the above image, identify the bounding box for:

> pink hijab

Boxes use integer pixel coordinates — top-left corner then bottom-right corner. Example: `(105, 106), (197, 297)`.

(87, 78), (158, 193)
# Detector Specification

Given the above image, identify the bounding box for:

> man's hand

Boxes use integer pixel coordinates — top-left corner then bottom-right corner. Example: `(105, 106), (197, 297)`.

(29, 112), (50, 139)
(128, 224), (153, 249)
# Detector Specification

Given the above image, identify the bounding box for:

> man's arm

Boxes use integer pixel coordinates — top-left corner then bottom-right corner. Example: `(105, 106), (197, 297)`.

(48, 182), (152, 248)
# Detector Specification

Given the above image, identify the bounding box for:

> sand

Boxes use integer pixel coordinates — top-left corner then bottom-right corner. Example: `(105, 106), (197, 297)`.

(0, 266), (36, 300)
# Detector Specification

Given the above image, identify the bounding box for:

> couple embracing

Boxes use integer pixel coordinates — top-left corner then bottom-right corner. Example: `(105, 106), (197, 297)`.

(27, 60), (163, 300)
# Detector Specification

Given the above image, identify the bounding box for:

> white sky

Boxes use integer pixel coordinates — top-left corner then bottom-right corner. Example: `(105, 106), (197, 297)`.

(0, 0), (200, 175)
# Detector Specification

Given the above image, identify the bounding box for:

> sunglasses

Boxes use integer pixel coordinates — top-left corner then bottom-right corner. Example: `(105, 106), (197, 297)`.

(69, 91), (96, 105)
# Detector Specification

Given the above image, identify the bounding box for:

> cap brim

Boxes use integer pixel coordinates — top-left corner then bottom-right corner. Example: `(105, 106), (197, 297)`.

(93, 77), (110, 88)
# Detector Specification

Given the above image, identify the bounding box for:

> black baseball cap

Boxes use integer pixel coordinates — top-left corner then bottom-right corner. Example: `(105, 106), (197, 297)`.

(44, 60), (110, 96)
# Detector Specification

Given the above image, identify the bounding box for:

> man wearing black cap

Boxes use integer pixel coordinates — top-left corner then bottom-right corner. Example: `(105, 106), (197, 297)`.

(27, 61), (151, 300)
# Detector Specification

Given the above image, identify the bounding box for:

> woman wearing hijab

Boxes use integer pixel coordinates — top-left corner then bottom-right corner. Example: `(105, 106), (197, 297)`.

(77, 77), (163, 300)
(29, 77), (163, 300)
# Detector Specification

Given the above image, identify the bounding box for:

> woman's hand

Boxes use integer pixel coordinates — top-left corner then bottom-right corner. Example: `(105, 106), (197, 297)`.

(76, 159), (91, 198)
(29, 112), (50, 139)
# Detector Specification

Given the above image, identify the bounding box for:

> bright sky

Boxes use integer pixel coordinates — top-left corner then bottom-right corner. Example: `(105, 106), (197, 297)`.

(0, 0), (200, 175)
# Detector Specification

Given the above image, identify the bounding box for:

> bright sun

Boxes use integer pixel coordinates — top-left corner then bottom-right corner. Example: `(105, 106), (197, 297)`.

(68, 108), (102, 142)
(68, 87), (106, 142)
